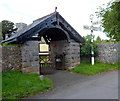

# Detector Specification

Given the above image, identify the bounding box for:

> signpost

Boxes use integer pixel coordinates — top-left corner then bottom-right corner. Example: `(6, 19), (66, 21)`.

(83, 14), (102, 65)
(83, 26), (102, 31)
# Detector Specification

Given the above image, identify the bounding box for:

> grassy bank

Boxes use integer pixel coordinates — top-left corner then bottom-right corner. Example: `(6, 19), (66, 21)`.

(2, 71), (53, 100)
(70, 62), (120, 75)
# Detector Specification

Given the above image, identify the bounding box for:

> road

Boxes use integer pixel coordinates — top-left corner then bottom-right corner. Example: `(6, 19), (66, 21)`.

(25, 70), (119, 99)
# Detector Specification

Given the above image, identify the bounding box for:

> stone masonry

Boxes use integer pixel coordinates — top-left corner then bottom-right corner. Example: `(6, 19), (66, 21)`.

(2, 45), (22, 71)
(0, 45), (2, 72)
(1, 42), (120, 73)
(96, 44), (120, 64)
(21, 41), (39, 74)
(50, 40), (80, 69)
(1, 41), (39, 74)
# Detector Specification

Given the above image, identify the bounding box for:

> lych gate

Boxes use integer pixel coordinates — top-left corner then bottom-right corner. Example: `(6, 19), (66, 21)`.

(2, 11), (84, 74)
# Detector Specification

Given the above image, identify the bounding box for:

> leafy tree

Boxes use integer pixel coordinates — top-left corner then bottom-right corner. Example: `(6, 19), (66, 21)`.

(0, 23), (2, 41)
(0, 20), (17, 40)
(80, 34), (98, 57)
(96, 1), (120, 41)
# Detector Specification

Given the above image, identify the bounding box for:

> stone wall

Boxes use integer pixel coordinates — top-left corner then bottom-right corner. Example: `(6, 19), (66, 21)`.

(80, 56), (90, 62)
(0, 45), (2, 72)
(96, 44), (120, 64)
(50, 40), (80, 69)
(21, 41), (39, 74)
(1, 42), (119, 73)
(2, 45), (22, 71)
(65, 41), (80, 69)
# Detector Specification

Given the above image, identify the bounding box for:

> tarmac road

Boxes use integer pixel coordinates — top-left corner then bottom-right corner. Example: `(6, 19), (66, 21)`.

(25, 70), (119, 99)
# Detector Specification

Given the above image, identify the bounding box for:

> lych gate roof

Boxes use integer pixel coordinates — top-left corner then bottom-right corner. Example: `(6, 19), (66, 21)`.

(2, 12), (85, 44)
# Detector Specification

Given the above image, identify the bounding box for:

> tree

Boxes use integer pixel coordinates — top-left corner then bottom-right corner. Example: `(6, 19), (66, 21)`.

(96, 1), (120, 41)
(96, 36), (101, 42)
(80, 34), (98, 57)
(0, 20), (17, 40)
(0, 23), (2, 41)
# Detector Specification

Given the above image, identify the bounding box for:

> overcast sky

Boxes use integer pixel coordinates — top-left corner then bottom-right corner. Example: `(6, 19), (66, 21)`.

(0, 0), (112, 39)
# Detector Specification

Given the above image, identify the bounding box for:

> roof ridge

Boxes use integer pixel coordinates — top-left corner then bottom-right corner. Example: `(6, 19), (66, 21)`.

(33, 11), (57, 22)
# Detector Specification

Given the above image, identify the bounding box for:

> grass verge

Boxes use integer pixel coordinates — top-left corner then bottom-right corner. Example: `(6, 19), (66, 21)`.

(2, 71), (53, 100)
(70, 62), (120, 75)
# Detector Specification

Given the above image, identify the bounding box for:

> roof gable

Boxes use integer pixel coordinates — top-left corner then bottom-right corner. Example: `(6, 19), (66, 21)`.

(2, 12), (84, 44)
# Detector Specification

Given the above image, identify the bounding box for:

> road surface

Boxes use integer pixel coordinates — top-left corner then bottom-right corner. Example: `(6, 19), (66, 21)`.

(25, 70), (119, 99)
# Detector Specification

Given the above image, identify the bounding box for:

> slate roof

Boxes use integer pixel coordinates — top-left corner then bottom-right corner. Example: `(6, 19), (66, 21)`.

(1, 12), (85, 44)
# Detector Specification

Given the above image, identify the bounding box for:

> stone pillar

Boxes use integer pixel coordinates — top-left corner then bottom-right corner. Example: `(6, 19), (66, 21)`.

(65, 42), (80, 69)
(21, 41), (39, 74)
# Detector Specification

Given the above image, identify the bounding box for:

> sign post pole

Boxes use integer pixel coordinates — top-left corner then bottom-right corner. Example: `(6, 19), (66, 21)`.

(83, 15), (102, 65)
(90, 14), (94, 65)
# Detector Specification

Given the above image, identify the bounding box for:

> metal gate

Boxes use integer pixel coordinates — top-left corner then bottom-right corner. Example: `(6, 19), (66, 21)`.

(39, 53), (54, 74)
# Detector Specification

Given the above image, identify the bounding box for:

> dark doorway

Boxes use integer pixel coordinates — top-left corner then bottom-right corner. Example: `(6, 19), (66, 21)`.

(55, 54), (65, 70)
(39, 28), (68, 74)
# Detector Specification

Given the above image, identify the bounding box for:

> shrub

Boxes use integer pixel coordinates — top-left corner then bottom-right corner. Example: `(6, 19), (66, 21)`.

(80, 34), (98, 57)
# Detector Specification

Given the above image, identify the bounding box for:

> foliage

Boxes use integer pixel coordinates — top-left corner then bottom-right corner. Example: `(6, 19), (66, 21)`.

(0, 23), (2, 41)
(80, 34), (98, 57)
(2, 43), (17, 47)
(94, 39), (120, 44)
(70, 62), (120, 75)
(2, 71), (53, 100)
(96, 1), (120, 41)
(0, 20), (17, 40)
(96, 36), (101, 42)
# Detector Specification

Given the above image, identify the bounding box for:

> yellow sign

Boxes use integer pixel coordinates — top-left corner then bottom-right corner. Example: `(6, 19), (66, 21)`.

(40, 44), (49, 52)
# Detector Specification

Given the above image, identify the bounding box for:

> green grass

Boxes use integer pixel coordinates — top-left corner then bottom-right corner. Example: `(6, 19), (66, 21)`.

(2, 43), (17, 46)
(70, 62), (120, 75)
(2, 71), (53, 100)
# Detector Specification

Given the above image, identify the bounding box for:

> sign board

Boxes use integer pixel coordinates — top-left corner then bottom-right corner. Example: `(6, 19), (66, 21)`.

(83, 25), (91, 30)
(83, 25), (102, 31)
(92, 26), (102, 31)
(40, 44), (49, 52)
(92, 21), (100, 25)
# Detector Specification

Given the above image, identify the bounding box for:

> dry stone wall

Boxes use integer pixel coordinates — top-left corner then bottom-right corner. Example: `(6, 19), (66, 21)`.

(96, 44), (120, 64)
(2, 45), (22, 71)
(1, 42), (119, 73)
(0, 45), (2, 72)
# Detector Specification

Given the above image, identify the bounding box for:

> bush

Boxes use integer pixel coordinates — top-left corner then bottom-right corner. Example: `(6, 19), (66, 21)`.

(80, 34), (98, 57)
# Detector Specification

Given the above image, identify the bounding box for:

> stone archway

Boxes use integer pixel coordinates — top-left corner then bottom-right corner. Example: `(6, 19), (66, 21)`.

(39, 27), (69, 74)
(39, 27), (81, 74)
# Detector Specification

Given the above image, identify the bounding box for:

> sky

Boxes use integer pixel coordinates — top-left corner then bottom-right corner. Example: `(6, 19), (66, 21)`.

(0, 0), (112, 40)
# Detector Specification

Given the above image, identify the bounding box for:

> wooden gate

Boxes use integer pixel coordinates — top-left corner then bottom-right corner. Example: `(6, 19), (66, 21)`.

(39, 53), (54, 74)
